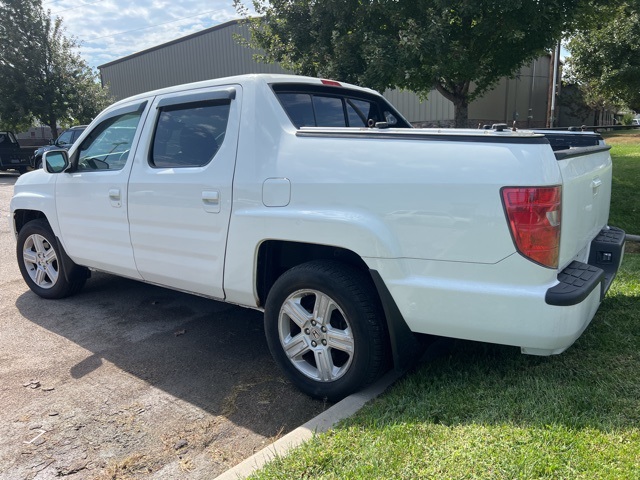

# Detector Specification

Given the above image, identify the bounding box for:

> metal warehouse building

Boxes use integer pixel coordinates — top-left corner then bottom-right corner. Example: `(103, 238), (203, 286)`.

(98, 19), (554, 127)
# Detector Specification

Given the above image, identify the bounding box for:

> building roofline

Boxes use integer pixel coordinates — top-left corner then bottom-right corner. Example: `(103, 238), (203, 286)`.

(98, 18), (244, 70)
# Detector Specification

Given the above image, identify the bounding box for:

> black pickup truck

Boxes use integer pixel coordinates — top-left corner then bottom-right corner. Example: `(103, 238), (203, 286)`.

(0, 131), (32, 174)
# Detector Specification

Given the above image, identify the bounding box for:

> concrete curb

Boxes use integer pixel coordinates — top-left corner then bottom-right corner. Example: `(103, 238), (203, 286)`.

(214, 369), (404, 480)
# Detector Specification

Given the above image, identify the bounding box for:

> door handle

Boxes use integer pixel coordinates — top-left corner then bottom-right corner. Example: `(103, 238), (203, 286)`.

(591, 178), (602, 196)
(109, 188), (122, 207)
(202, 190), (220, 213)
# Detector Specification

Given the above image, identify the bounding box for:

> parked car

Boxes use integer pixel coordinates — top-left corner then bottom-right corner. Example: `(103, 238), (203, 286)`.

(0, 131), (32, 174)
(10, 74), (625, 401)
(33, 125), (87, 168)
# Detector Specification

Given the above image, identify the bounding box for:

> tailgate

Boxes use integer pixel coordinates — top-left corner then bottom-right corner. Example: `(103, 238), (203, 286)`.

(556, 145), (612, 268)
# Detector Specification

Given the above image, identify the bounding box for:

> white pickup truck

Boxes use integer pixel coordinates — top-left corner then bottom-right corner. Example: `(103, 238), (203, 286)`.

(10, 74), (625, 400)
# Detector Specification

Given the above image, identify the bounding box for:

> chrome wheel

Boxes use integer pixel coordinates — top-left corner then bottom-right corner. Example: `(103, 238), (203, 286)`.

(278, 289), (355, 382)
(22, 234), (59, 289)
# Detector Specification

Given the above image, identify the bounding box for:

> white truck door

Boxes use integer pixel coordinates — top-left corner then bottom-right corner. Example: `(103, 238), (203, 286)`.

(127, 86), (241, 299)
(54, 100), (149, 279)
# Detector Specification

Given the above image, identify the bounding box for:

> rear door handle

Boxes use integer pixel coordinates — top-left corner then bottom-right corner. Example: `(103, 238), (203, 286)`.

(108, 188), (121, 208)
(202, 190), (220, 213)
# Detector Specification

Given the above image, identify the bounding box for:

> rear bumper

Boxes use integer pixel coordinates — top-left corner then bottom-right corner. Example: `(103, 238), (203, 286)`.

(545, 227), (625, 306)
(0, 153), (32, 168)
(368, 226), (626, 357)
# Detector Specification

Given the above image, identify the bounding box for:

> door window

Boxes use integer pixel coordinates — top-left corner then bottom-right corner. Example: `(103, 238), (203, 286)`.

(150, 100), (230, 168)
(77, 112), (142, 171)
(71, 128), (85, 143)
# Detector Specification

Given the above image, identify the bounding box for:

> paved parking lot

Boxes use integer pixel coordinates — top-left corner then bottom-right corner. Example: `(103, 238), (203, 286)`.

(0, 172), (328, 479)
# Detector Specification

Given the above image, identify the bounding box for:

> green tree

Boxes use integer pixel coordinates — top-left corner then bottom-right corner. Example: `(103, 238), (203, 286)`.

(236, 0), (583, 127)
(567, 2), (640, 112)
(0, 0), (110, 136)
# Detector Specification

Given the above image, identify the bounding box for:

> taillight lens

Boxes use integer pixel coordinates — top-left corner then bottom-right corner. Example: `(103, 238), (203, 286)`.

(501, 186), (562, 268)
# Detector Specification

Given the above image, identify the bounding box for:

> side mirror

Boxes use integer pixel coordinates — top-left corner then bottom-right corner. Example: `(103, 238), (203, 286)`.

(43, 150), (69, 173)
(48, 139), (55, 145)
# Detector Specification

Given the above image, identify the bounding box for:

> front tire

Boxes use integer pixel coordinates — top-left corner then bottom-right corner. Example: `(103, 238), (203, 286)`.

(264, 261), (388, 401)
(17, 219), (87, 299)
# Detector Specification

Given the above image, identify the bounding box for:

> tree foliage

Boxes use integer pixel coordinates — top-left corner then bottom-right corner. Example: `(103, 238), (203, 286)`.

(0, 0), (110, 136)
(236, 0), (583, 126)
(567, 2), (640, 112)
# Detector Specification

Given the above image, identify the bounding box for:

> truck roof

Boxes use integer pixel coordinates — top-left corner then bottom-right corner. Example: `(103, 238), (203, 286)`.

(109, 74), (379, 109)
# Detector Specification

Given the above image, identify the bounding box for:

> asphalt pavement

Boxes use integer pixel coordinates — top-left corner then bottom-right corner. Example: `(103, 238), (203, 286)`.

(0, 171), (328, 479)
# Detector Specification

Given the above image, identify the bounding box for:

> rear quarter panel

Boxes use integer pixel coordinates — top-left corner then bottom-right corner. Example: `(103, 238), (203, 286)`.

(224, 91), (564, 304)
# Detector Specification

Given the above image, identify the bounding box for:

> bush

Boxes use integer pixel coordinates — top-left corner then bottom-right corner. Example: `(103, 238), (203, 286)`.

(620, 113), (635, 125)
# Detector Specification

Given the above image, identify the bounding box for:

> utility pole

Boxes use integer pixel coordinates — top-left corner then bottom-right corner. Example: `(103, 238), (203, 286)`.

(549, 41), (561, 128)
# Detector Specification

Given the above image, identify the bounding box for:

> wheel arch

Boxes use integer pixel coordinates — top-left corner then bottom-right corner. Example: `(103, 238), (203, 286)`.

(14, 213), (89, 287)
(255, 240), (420, 372)
(11, 209), (50, 238)
(255, 240), (368, 308)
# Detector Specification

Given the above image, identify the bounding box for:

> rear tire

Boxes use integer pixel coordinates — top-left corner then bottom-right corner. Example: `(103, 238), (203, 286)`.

(17, 219), (87, 299)
(264, 261), (388, 401)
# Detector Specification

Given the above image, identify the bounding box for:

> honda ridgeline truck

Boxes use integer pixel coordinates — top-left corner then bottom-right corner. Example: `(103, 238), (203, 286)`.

(9, 74), (625, 400)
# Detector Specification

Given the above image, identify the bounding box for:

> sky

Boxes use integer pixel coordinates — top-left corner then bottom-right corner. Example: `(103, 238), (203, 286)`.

(45, 1), (569, 73)
(43, 0), (252, 69)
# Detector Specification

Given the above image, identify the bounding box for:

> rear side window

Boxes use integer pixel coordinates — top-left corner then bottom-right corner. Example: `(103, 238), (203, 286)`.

(150, 100), (230, 168)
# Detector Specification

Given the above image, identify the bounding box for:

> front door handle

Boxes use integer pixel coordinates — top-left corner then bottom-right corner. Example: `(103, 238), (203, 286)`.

(109, 188), (121, 208)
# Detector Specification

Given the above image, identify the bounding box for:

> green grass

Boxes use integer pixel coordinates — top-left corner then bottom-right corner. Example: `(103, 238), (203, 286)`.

(249, 135), (640, 480)
(609, 143), (640, 234)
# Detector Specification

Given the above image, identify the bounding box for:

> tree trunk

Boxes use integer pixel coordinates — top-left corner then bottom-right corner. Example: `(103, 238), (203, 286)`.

(48, 117), (58, 139)
(453, 100), (469, 128)
(435, 83), (470, 128)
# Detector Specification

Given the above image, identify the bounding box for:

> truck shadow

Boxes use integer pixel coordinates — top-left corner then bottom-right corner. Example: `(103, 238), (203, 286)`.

(15, 271), (328, 439)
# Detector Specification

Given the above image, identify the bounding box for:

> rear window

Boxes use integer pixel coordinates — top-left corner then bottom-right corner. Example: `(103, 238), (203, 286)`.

(272, 83), (411, 129)
(0, 132), (18, 145)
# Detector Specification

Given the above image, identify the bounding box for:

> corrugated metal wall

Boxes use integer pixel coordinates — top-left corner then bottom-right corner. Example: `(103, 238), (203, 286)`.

(100, 21), (287, 100)
(100, 20), (550, 125)
(470, 58), (551, 127)
(383, 89), (454, 124)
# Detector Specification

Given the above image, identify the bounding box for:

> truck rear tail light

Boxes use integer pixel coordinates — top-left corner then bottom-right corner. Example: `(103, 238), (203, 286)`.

(501, 186), (562, 268)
